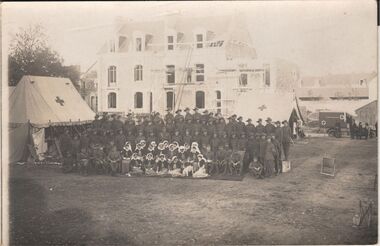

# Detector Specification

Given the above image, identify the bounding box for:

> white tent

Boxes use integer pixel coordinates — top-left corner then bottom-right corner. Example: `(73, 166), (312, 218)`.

(233, 92), (301, 122)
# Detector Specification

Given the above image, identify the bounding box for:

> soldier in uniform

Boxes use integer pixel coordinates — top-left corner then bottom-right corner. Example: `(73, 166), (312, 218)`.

(193, 118), (203, 135)
(199, 129), (210, 148)
(245, 118), (256, 136)
(80, 129), (90, 151)
(243, 132), (256, 173)
(191, 130), (201, 145)
(114, 129), (126, 152)
(112, 115), (124, 133)
(265, 117), (276, 135)
(182, 129), (193, 146)
(230, 132), (239, 151)
(158, 126), (171, 143)
(216, 117), (226, 136)
(238, 132), (247, 151)
(184, 118), (194, 136)
(175, 117), (185, 136)
(184, 107), (193, 122)
(92, 114), (102, 131)
(164, 108), (174, 123)
(171, 129), (183, 145)
(256, 118), (265, 135)
(174, 109), (184, 124)
(135, 130), (146, 147)
(165, 117), (176, 136)
(230, 114), (238, 134)
(205, 119), (215, 136)
(271, 134), (282, 175)
(259, 133), (267, 164)
(146, 131), (156, 146)
(193, 108), (202, 122)
(135, 118), (145, 134)
(125, 129), (136, 151)
(282, 120), (292, 161)
(59, 129), (72, 155)
(219, 131), (229, 148)
(144, 119), (155, 138)
(274, 121), (283, 145)
(210, 132), (220, 153)
(124, 118), (136, 137)
(236, 116), (246, 136)
(201, 110), (209, 123)
(225, 117), (234, 137)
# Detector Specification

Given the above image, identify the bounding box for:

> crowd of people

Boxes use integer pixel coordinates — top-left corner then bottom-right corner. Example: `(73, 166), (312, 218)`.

(349, 121), (377, 140)
(58, 107), (292, 179)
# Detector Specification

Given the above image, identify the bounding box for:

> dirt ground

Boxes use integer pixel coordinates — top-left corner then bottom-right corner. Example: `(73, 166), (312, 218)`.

(8, 137), (378, 245)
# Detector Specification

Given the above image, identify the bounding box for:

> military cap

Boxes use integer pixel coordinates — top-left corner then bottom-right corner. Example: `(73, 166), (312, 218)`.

(237, 116), (243, 120)
(175, 109), (182, 113)
(257, 118), (262, 123)
(275, 121), (281, 124)
(193, 107), (199, 111)
(184, 107), (190, 111)
(282, 120), (288, 124)
(246, 118), (252, 122)
(166, 108), (172, 111)
(266, 117), (272, 122)
(95, 115), (99, 119)
(209, 112), (214, 116)
(232, 114), (237, 118)
(127, 113), (132, 116)
(203, 110), (208, 114)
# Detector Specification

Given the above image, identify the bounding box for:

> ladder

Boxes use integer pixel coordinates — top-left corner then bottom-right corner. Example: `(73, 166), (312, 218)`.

(174, 44), (194, 110)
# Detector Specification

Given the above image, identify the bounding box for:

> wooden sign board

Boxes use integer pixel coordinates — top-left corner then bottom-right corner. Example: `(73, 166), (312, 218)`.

(321, 157), (336, 176)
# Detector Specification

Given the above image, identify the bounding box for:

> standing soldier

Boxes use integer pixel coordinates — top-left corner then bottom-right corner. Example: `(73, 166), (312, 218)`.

(193, 118), (203, 135)
(92, 114), (102, 131)
(144, 119), (155, 138)
(256, 118), (265, 135)
(225, 117), (234, 137)
(201, 110), (209, 123)
(192, 130), (201, 144)
(135, 118), (145, 134)
(208, 112), (215, 123)
(124, 119), (136, 137)
(112, 115), (124, 133)
(175, 117), (185, 137)
(183, 129), (193, 146)
(206, 119), (215, 136)
(281, 120), (292, 161)
(236, 116), (246, 136)
(274, 121), (283, 144)
(210, 132), (220, 154)
(193, 108), (202, 122)
(184, 107), (193, 122)
(271, 134), (282, 175)
(174, 109), (184, 124)
(164, 108), (174, 124)
(219, 131), (229, 148)
(158, 126), (171, 143)
(125, 129), (136, 151)
(166, 117), (175, 136)
(59, 129), (72, 156)
(80, 129), (91, 151)
(184, 118), (194, 135)
(230, 132), (239, 151)
(259, 133), (267, 164)
(172, 129), (183, 145)
(216, 118), (226, 136)
(238, 133), (247, 151)
(115, 129), (126, 152)
(199, 129), (210, 148)
(265, 117), (276, 135)
(245, 118), (256, 136)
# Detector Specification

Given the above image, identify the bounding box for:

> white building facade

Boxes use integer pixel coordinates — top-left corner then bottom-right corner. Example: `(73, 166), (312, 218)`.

(97, 14), (300, 116)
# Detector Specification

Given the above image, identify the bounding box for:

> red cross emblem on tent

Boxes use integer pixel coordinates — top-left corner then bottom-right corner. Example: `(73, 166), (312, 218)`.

(55, 96), (65, 106)
(258, 104), (266, 111)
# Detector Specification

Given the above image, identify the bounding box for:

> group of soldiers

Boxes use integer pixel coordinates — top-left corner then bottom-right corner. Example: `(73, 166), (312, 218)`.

(349, 121), (376, 140)
(58, 107), (292, 178)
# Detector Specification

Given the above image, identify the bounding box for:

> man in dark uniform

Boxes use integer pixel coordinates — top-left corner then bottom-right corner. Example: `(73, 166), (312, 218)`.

(282, 120), (292, 161)
(274, 121), (283, 144)
(199, 129), (210, 149)
(219, 131), (229, 148)
(125, 129), (136, 151)
(184, 118), (194, 136)
(59, 129), (72, 155)
(225, 117), (234, 137)
(184, 107), (193, 122)
(265, 117), (276, 135)
(210, 132), (220, 154)
(144, 119), (155, 138)
(230, 132), (239, 151)
(115, 129), (126, 152)
(175, 117), (185, 136)
(174, 109), (184, 124)
(191, 130), (201, 144)
(80, 129), (91, 151)
(216, 118), (226, 136)
(183, 129), (193, 146)
(271, 134), (282, 175)
(92, 114), (102, 131)
(236, 116), (246, 136)
(256, 118), (265, 135)
(238, 132), (247, 151)
(135, 118), (145, 134)
(208, 112), (215, 123)
(158, 126), (171, 143)
(193, 118), (203, 135)
(164, 108), (174, 123)
(112, 115), (124, 133)
(165, 117), (175, 136)
(350, 121), (358, 140)
(206, 119), (215, 136)
(193, 108), (202, 122)
(245, 118), (256, 136)
(230, 114), (238, 134)
(124, 118), (136, 137)
(171, 129), (182, 145)
(201, 110), (209, 123)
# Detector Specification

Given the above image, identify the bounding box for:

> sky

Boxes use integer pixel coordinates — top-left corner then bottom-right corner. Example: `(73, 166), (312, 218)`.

(2, 1), (377, 77)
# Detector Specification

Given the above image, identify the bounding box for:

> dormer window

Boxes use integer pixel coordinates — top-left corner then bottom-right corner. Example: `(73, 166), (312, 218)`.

(136, 37), (142, 52)
(167, 35), (174, 50)
(196, 34), (203, 48)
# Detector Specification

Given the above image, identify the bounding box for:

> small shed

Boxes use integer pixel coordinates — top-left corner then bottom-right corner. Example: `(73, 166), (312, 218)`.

(355, 100), (378, 126)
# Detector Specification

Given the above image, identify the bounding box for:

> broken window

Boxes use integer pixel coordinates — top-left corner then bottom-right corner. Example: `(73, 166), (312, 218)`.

(166, 65), (175, 84)
(134, 65), (143, 81)
(195, 64), (204, 82)
(134, 92), (143, 109)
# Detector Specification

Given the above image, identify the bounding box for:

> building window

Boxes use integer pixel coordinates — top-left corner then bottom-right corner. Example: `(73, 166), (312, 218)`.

(108, 66), (116, 86)
(166, 91), (175, 110)
(239, 73), (248, 86)
(108, 92), (116, 108)
(195, 91), (205, 109)
(196, 34), (203, 48)
(134, 65), (143, 81)
(109, 40), (115, 52)
(195, 64), (204, 82)
(134, 92), (143, 109)
(166, 65), (175, 84)
(167, 36), (174, 50)
(136, 38), (142, 52)
(264, 64), (270, 86)
(216, 90), (221, 110)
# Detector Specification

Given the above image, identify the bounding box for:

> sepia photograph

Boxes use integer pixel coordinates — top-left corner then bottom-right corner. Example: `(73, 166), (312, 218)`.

(2, 1), (378, 245)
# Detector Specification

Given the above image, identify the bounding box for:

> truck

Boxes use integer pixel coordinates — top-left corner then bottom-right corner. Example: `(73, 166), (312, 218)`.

(318, 111), (353, 137)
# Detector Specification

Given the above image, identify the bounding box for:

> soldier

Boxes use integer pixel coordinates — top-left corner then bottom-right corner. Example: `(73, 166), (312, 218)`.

(92, 114), (102, 131)
(256, 118), (265, 135)
(225, 117), (234, 137)
(71, 134), (81, 160)
(59, 129), (72, 156)
(230, 132), (239, 151)
(208, 112), (215, 123)
(191, 130), (201, 144)
(259, 133), (267, 164)
(165, 117), (175, 136)
(219, 131), (229, 148)
(153, 112), (165, 135)
(158, 126), (171, 142)
(125, 113), (134, 124)
(245, 118), (256, 136)
(265, 117), (276, 135)
(125, 129), (136, 151)
(183, 129), (193, 146)
(171, 129), (183, 145)
(243, 132), (256, 173)
(102, 115), (113, 133)
(107, 144), (122, 176)
(144, 119), (155, 138)
(205, 118), (215, 136)
(270, 134), (282, 175)
(230, 114), (238, 133)
(238, 132), (247, 151)
(274, 121), (283, 144)
(174, 109), (184, 124)
(193, 107), (202, 122)
(115, 129), (126, 152)
(77, 147), (90, 176)
(210, 132), (220, 153)
(80, 129), (90, 151)
(201, 110), (209, 123)
(112, 115), (124, 133)
(135, 130), (146, 146)
(193, 118), (203, 135)
(199, 129), (210, 148)
(146, 131), (156, 146)
(236, 116), (246, 136)
(216, 117), (226, 136)
(184, 107), (193, 122)
(184, 118), (194, 135)
(164, 108), (174, 123)
(135, 118), (145, 134)
(175, 117), (185, 136)
(263, 135), (277, 178)
(124, 118), (136, 136)
(282, 120), (292, 161)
